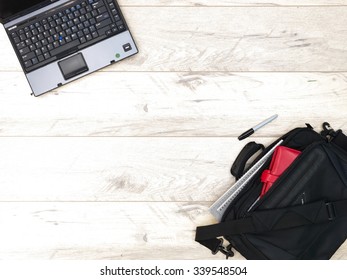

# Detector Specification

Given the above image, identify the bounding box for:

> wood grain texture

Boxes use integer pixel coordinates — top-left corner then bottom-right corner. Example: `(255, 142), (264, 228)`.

(0, 137), (276, 202)
(2, 7), (347, 72)
(1, 2), (347, 261)
(118, 0), (347, 7)
(0, 71), (346, 136)
(0, 202), (225, 260)
(0, 202), (345, 260)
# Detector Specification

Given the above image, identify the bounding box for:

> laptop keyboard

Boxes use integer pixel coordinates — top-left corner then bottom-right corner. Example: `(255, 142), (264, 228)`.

(8, 0), (127, 73)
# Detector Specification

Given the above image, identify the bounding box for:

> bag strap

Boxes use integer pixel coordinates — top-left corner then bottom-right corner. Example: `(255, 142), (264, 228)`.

(196, 199), (347, 257)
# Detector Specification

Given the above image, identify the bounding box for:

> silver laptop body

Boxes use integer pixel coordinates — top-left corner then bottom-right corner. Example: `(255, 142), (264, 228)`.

(1, 0), (138, 96)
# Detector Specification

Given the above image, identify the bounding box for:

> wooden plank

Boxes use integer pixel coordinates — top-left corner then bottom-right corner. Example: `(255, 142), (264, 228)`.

(0, 137), (272, 201)
(0, 71), (346, 136)
(119, 0), (347, 6)
(0, 202), (224, 259)
(0, 202), (345, 259)
(2, 7), (347, 72)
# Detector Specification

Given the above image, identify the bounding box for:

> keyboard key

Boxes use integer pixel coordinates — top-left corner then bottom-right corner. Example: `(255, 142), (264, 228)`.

(80, 37), (86, 44)
(72, 26), (78, 33)
(96, 13), (110, 22)
(22, 51), (35, 61)
(13, 37), (20, 44)
(92, 1), (104, 9)
(32, 57), (39, 65)
(44, 52), (50, 59)
(24, 60), (33, 68)
(98, 6), (107, 14)
(95, 18), (111, 30)
(17, 42), (26, 49)
(38, 55), (44, 62)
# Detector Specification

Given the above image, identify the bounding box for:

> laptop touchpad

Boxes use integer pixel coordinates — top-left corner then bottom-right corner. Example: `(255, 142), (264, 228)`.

(58, 53), (89, 80)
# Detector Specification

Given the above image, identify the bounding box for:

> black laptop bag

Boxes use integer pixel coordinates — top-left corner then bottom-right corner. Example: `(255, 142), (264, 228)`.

(195, 123), (347, 259)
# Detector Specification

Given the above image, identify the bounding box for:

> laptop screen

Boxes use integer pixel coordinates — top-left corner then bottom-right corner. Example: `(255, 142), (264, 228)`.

(0, 0), (55, 22)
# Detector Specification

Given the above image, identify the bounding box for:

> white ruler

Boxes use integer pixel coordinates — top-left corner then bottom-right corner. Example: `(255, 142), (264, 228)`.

(210, 140), (283, 221)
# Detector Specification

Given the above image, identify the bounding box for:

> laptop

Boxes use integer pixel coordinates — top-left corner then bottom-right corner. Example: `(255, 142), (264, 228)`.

(0, 0), (138, 96)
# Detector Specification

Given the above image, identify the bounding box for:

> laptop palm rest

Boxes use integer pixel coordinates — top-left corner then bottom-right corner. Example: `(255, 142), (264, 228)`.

(58, 53), (89, 80)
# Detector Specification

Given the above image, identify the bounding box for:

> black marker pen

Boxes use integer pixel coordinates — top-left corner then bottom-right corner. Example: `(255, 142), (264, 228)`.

(238, 114), (278, 141)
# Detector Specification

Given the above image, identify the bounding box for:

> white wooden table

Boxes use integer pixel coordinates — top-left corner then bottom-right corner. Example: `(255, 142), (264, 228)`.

(1, 0), (347, 260)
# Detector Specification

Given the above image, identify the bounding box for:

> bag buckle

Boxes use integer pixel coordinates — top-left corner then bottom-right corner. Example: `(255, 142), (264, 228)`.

(326, 202), (336, 221)
(321, 122), (339, 142)
(212, 239), (234, 259)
